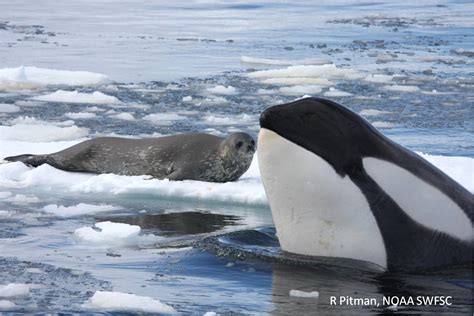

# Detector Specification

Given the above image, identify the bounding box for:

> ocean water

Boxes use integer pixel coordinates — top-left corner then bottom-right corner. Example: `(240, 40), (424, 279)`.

(0, 0), (473, 314)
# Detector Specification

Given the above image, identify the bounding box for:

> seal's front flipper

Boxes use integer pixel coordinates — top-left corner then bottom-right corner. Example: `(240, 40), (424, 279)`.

(4, 154), (48, 167)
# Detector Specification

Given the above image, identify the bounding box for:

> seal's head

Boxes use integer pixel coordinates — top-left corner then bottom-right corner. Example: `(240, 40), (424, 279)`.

(222, 132), (256, 160)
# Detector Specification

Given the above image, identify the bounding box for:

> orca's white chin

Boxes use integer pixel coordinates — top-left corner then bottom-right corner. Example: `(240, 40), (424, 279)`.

(258, 128), (388, 268)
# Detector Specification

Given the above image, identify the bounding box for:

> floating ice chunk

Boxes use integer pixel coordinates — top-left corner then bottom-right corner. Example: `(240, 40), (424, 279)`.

(84, 106), (105, 112)
(206, 85), (237, 95)
(241, 56), (331, 66)
(1, 193), (40, 204)
(65, 112), (97, 119)
(32, 90), (121, 104)
(364, 74), (393, 83)
(0, 117), (88, 142)
(279, 85), (322, 95)
(359, 109), (392, 116)
(143, 113), (187, 125)
(383, 85), (420, 92)
(248, 64), (363, 80)
(204, 114), (255, 126)
(43, 203), (120, 218)
(74, 221), (141, 244)
(182, 96), (193, 102)
(289, 289), (319, 298)
(261, 77), (333, 86)
(256, 88), (277, 95)
(372, 121), (395, 128)
(0, 104), (20, 113)
(200, 96), (228, 105)
(420, 153), (474, 191)
(85, 291), (176, 314)
(0, 300), (16, 311)
(0, 66), (110, 90)
(203, 312), (218, 316)
(323, 87), (353, 97)
(0, 284), (30, 298)
(111, 112), (136, 121)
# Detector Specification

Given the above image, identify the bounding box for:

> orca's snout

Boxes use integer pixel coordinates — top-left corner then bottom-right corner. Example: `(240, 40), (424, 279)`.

(260, 106), (277, 130)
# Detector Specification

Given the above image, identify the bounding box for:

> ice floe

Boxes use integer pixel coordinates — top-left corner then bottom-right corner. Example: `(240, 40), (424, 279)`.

(289, 289), (319, 298)
(383, 85), (420, 92)
(32, 90), (121, 104)
(0, 300), (16, 311)
(110, 112), (136, 121)
(203, 114), (255, 126)
(279, 85), (322, 96)
(65, 112), (97, 120)
(323, 87), (353, 97)
(0, 66), (110, 90)
(359, 109), (392, 116)
(364, 74), (394, 84)
(241, 56), (331, 66)
(43, 203), (120, 218)
(143, 113), (187, 125)
(0, 117), (88, 142)
(84, 291), (176, 314)
(371, 121), (395, 128)
(206, 85), (237, 95)
(74, 221), (141, 244)
(0, 103), (20, 113)
(248, 64), (364, 81)
(0, 284), (30, 298)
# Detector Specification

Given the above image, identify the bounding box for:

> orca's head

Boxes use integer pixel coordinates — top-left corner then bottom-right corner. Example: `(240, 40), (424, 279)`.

(259, 97), (382, 176)
(257, 97), (390, 267)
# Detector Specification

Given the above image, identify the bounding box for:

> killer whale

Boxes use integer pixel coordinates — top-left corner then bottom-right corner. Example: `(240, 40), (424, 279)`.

(257, 97), (473, 272)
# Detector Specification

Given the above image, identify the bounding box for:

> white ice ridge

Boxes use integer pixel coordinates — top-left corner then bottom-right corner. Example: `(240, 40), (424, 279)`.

(43, 203), (120, 217)
(0, 284), (30, 298)
(85, 291), (176, 314)
(0, 66), (110, 90)
(206, 85), (237, 95)
(32, 90), (121, 104)
(74, 221), (141, 244)
(248, 64), (364, 81)
(289, 289), (319, 298)
(241, 56), (331, 66)
(0, 139), (472, 206)
(0, 117), (88, 142)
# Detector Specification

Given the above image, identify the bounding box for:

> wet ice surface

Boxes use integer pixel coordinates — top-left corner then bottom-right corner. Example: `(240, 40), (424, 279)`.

(1, 0), (474, 314)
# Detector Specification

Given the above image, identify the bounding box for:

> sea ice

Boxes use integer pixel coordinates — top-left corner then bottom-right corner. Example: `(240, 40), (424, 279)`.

(0, 66), (110, 90)
(74, 221), (141, 244)
(0, 103), (20, 113)
(359, 109), (392, 116)
(289, 289), (319, 298)
(383, 85), (420, 92)
(43, 203), (120, 218)
(206, 85), (237, 95)
(323, 87), (353, 97)
(0, 284), (30, 298)
(65, 112), (97, 119)
(241, 56), (331, 66)
(32, 90), (121, 104)
(85, 291), (176, 314)
(372, 121), (395, 128)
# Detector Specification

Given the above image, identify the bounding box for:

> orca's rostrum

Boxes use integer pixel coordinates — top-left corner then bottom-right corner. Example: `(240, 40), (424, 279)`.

(257, 97), (473, 272)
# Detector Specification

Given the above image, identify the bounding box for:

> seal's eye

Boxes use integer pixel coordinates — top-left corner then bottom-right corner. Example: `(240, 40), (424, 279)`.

(236, 141), (243, 149)
(251, 140), (255, 146)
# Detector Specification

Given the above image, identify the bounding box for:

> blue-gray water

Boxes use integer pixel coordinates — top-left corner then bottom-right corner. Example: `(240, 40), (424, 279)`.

(0, 0), (473, 314)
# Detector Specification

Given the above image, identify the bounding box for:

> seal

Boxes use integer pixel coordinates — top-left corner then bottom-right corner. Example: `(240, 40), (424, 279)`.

(5, 132), (256, 183)
(257, 97), (473, 272)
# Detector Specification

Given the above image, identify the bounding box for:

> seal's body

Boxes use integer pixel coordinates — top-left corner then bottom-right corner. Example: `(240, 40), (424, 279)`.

(258, 97), (473, 272)
(5, 132), (255, 183)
